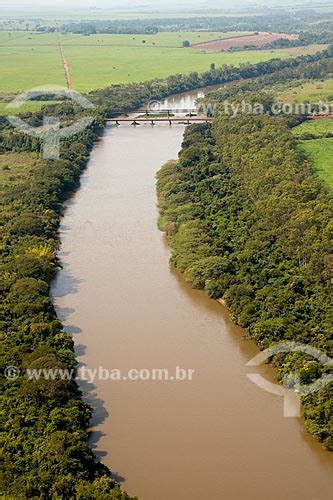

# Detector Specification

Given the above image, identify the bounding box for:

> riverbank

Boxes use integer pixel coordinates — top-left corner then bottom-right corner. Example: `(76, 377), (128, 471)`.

(0, 108), (139, 497)
(156, 118), (333, 451)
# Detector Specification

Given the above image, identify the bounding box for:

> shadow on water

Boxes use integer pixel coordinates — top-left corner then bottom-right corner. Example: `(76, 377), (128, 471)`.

(64, 324), (82, 335)
(73, 343), (126, 480)
(48, 129), (142, 486)
(51, 267), (127, 481)
(54, 306), (75, 322)
(108, 470), (126, 483)
(78, 381), (112, 461)
(78, 375), (127, 481)
(78, 376), (109, 429)
(51, 263), (85, 330)
(52, 261), (85, 298)
(75, 343), (86, 357)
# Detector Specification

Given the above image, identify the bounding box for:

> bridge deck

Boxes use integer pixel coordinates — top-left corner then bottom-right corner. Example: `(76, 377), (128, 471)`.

(106, 116), (213, 124)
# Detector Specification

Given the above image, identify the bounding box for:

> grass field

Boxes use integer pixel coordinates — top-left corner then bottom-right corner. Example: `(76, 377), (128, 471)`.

(292, 118), (333, 137)
(293, 120), (333, 189)
(0, 45), (64, 92)
(0, 31), (252, 47)
(279, 77), (333, 103)
(64, 45), (308, 92)
(0, 31), (328, 94)
(297, 138), (333, 190)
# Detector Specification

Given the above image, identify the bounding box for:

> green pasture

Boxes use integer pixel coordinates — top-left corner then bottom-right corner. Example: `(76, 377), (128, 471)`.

(0, 31), (58, 45)
(0, 30), (251, 47)
(61, 31), (253, 47)
(64, 45), (292, 92)
(297, 138), (333, 190)
(292, 118), (333, 137)
(0, 45), (64, 92)
(279, 77), (333, 103)
(0, 30), (328, 94)
(49, 44), (329, 92)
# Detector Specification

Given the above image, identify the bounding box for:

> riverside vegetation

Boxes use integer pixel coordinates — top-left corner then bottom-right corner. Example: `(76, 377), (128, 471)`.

(156, 117), (333, 451)
(1, 45), (333, 497)
(156, 46), (333, 450)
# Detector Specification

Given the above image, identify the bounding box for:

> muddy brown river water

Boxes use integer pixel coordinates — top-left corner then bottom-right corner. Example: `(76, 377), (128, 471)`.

(51, 88), (332, 500)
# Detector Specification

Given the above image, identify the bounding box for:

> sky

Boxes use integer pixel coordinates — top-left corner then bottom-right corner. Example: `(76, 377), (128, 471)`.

(1, 0), (216, 5)
(0, 0), (329, 14)
(0, 0), (323, 8)
(2, 0), (200, 7)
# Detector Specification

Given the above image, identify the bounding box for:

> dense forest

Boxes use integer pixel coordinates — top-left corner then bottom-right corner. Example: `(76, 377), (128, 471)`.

(156, 116), (332, 450)
(1, 43), (332, 497)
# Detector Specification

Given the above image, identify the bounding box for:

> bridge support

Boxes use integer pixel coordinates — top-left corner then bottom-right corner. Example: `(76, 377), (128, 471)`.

(105, 116), (213, 125)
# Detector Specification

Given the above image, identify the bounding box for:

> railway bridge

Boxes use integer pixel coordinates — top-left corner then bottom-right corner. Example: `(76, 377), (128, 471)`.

(106, 116), (213, 126)
(105, 108), (214, 126)
(105, 108), (333, 126)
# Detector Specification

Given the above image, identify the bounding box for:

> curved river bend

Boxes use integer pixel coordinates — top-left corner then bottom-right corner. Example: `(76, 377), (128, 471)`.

(51, 89), (332, 500)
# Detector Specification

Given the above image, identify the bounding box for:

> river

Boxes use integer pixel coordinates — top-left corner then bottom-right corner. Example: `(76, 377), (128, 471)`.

(51, 88), (332, 500)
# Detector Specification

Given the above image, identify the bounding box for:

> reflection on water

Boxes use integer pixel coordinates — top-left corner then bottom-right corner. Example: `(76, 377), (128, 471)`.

(51, 89), (332, 500)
